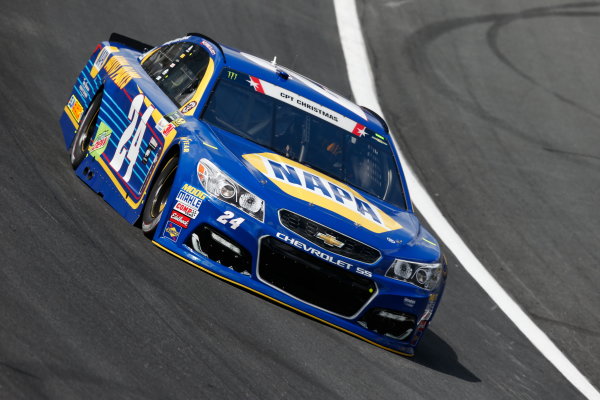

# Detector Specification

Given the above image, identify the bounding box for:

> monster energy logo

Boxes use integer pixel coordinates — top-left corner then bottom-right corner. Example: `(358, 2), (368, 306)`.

(227, 71), (238, 80)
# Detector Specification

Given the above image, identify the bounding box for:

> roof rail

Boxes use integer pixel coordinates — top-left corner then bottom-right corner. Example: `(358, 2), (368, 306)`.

(186, 32), (226, 63)
(360, 106), (389, 133)
(108, 32), (153, 53)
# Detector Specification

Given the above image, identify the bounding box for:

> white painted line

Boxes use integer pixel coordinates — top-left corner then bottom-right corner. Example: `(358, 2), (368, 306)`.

(333, 1), (600, 399)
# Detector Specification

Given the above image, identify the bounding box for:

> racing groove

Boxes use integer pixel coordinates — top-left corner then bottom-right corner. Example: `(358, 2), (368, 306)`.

(0, 0), (593, 399)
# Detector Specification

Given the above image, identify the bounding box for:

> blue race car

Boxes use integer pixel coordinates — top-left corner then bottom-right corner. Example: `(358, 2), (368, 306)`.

(60, 33), (447, 356)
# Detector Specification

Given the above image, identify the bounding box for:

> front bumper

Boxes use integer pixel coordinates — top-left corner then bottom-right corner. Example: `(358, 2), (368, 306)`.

(153, 182), (445, 356)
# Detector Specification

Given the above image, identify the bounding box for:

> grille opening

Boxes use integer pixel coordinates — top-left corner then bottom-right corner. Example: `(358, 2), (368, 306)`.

(258, 236), (376, 317)
(187, 224), (252, 274)
(359, 308), (416, 341)
(279, 210), (380, 263)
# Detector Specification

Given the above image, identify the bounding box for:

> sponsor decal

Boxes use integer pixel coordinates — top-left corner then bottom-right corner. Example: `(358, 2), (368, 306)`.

(169, 210), (190, 228)
(89, 121), (112, 159)
(141, 137), (158, 165)
(403, 298), (416, 308)
(201, 39), (216, 56)
(155, 110), (186, 136)
(276, 232), (353, 270)
(181, 138), (191, 153)
(67, 95), (84, 122)
(162, 221), (182, 242)
(174, 201), (199, 219)
(240, 52), (368, 121)
(181, 183), (205, 199)
(175, 184), (205, 210)
(244, 153), (402, 233)
(164, 110), (185, 126)
(249, 75), (345, 126)
(78, 77), (91, 99)
(315, 232), (344, 248)
(244, 75), (381, 141)
(164, 123), (175, 135)
(181, 101), (197, 113)
(155, 120), (174, 136)
(90, 46), (115, 78)
(104, 55), (141, 89)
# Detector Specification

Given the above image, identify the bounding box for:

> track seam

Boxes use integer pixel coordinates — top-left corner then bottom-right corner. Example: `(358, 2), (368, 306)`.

(332, 1), (600, 399)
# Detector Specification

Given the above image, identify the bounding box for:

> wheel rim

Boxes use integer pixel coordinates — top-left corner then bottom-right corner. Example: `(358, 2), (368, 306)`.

(150, 160), (177, 220)
(71, 93), (101, 167)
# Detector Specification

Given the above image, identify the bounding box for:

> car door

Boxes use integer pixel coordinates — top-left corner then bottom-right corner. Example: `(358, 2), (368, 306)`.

(97, 41), (213, 206)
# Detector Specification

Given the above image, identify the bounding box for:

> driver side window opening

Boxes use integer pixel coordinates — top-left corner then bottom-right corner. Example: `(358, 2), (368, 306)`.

(141, 42), (211, 107)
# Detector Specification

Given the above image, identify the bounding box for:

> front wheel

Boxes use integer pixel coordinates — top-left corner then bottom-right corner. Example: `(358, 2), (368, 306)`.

(141, 155), (179, 237)
(70, 91), (103, 169)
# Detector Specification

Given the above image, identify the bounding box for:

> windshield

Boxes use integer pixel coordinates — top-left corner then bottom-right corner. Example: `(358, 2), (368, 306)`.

(201, 68), (406, 209)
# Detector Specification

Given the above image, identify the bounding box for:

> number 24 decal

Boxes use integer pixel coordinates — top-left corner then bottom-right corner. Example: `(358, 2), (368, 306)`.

(110, 94), (154, 182)
(216, 211), (245, 230)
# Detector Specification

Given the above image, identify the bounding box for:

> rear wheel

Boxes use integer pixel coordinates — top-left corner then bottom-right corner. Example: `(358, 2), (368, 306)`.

(141, 155), (179, 237)
(70, 91), (103, 168)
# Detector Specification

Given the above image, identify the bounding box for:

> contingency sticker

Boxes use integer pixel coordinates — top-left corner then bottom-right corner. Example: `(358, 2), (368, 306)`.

(175, 184), (205, 211)
(162, 221), (182, 242)
(90, 46), (118, 78)
(169, 210), (191, 229)
(173, 201), (199, 219)
(89, 121), (112, 159)
(67, 95), (84, 123)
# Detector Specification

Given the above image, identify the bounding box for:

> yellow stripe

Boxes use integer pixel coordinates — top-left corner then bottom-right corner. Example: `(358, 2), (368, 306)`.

(152, 240), (414, 357)
(140, 47), (160, 64)
(181, 59), (215, 116)
(64, 105), (80, 129)
(423, 238), (437, 246)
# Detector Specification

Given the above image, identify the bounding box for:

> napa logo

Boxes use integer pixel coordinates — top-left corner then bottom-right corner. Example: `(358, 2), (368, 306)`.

(243, 153), (402, 233)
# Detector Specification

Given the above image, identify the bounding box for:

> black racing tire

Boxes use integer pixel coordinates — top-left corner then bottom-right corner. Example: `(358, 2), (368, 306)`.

(141, 155), (179, 237)
(70, 91), (103, 169)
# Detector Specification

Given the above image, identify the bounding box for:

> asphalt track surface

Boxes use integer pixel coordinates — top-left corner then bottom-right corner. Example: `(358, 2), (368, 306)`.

(0, 0), (597, 399)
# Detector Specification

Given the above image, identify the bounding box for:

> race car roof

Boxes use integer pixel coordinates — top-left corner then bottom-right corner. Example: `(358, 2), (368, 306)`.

(219, 44), (389, 135)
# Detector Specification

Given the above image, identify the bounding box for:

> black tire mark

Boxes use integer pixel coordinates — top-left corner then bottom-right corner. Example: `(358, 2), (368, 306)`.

(486, 3), (600, 121)
(404, 2), (600, 148)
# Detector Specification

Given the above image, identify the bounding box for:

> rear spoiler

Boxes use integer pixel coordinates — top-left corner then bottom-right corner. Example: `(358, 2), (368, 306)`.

(108, 32), (153, 53)
(108, 32), (225, 62)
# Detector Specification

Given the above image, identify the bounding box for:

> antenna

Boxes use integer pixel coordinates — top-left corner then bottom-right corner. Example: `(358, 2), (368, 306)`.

(271, 56), (277, 65)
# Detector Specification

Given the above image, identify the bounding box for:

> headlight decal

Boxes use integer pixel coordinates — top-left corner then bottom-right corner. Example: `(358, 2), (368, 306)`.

(197, 159), (265, 221)
(386, 259), (443, 291)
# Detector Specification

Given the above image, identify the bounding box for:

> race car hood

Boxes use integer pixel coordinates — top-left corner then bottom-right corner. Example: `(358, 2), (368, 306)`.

(202, 123), (439, 261)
